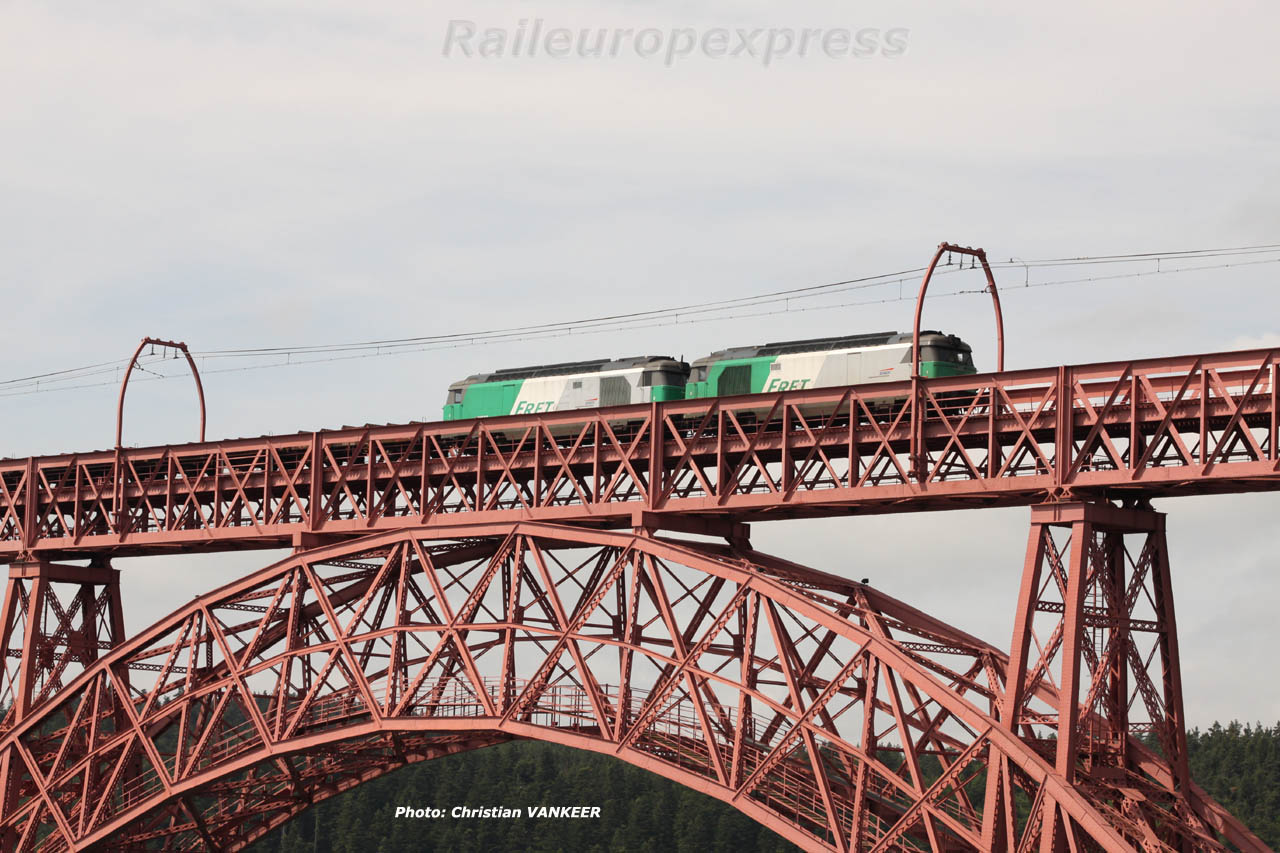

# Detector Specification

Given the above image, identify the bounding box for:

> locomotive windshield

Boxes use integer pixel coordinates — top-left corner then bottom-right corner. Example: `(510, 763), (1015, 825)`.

(921, 343), (974, 368)
(641, 370), (687, 387)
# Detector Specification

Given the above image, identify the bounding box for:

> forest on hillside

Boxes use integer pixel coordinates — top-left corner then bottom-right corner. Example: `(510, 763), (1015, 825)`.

(249, 722), (1280, 852)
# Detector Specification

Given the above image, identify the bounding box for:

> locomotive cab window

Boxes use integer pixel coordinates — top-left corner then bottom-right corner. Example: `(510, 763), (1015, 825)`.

(450, 389), (463, 404)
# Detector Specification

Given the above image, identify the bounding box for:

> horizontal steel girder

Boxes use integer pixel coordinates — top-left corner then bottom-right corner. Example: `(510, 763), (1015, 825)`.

(6, 347), (1280, 560)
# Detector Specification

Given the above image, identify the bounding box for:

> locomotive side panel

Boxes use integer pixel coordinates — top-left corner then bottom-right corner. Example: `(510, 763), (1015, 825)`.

(443, 357), (689, 420)
(852, 343), (912, 384)
(763, 352), (836, 393)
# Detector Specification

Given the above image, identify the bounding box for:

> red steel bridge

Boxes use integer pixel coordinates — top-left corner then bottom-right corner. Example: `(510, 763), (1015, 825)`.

(1, 340), (1279, 851)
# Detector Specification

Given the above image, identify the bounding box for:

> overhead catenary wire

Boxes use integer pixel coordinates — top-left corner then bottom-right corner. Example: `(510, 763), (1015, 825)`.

(194, 242), (1280, 360)
(0, 358), (134, 388)
(2, 242), (1279, 400)
(194, 265), (938, 358)
(3, 251), (1278, 401)
(992, 242), (1280, 265)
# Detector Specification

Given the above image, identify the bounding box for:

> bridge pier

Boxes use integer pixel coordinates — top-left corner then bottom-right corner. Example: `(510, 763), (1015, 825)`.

(983, 501), (1201, 853)
(0, 558), (124, 726)
(0, 558), (126, 851)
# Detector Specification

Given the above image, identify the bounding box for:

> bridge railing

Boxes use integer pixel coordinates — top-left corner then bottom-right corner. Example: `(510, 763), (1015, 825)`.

(106, 678), (838, 818)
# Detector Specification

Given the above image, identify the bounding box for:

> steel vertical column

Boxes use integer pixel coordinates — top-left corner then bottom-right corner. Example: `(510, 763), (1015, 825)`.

(1152, 522), (1192, 797)
(1053, 518), (1091, 783)
(980, 511), (1053, 853)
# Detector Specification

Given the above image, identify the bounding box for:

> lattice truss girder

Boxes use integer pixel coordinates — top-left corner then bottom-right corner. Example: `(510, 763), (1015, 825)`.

(4, 350), (1280, 558)
(0, 524), (1265, 852)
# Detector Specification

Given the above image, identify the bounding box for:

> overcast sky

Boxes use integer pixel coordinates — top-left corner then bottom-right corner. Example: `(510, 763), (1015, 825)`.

(1, 1), (1278, 726)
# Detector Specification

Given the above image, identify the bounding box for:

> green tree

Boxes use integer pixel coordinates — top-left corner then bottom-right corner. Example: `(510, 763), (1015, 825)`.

(248, 726), (1280, 852)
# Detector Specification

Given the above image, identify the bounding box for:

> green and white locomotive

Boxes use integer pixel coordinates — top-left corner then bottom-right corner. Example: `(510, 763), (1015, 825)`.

(442, 356), (689, 422)
(685, 331), (974, 400)
(441, 331), (976, 420)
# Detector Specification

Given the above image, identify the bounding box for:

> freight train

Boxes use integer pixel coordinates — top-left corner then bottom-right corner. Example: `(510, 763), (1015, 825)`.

(441, 331), (976, 421)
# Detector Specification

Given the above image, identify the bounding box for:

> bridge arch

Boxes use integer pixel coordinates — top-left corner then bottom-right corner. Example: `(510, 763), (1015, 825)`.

(0, 525), (1231, 851)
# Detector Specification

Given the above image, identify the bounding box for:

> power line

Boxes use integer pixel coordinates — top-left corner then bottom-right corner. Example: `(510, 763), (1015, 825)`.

(188, 243), (1280, 361)
(195, 265), (936, 358)
(0, 358), (132, 388)
(991, 241), (1280, 265)
(3, 250), (1276, 401)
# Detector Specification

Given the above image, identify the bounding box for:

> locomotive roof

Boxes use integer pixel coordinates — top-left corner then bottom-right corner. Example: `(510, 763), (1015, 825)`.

(756, 331), (901, 356)
(691, 330), (964, 363)
(452, 356), (687, 385)
(694, 331), (898, 362)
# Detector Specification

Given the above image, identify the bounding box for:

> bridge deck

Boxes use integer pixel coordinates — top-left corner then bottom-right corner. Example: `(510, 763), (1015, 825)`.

(3, 347), (1279, 558)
